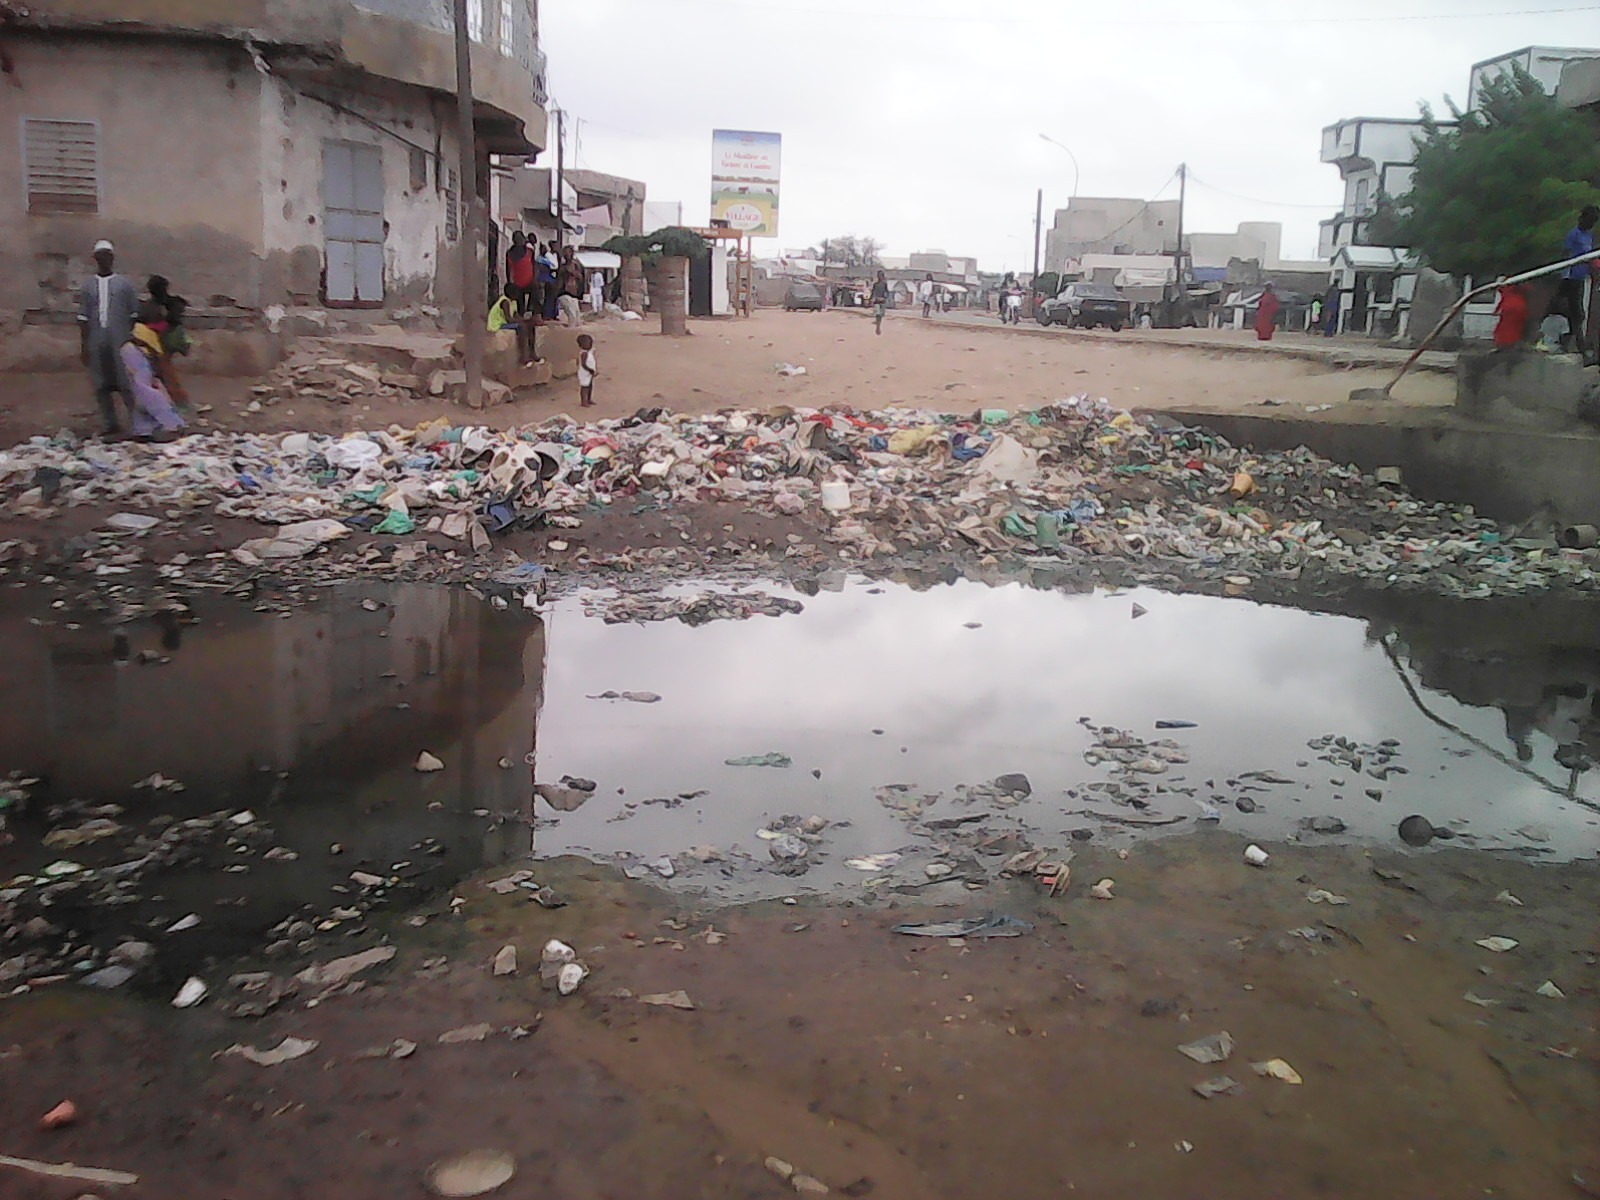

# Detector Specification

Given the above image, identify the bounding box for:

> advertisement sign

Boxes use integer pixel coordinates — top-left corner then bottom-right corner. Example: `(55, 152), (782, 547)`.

(711, 129), (781, 237)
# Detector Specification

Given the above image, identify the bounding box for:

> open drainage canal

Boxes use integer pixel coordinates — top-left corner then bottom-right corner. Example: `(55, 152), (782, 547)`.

(1, 576), (1595, 994)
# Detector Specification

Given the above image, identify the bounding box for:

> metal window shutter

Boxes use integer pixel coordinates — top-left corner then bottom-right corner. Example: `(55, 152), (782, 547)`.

(24, 119), (100, 214)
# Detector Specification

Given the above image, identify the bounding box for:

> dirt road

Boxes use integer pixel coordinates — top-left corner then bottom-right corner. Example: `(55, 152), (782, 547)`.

(1, 837), (1591, 1200)
(0, 310), (1453, 447)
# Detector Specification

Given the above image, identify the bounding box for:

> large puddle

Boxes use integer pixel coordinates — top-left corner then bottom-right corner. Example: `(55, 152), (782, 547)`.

(2, 575), (1596, 984)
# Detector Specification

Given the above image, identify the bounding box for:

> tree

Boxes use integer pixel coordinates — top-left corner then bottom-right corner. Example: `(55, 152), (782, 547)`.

(1032, 271), (1061, 297)
(805, 235), (884, 269)
(1394, 67), (1600, 279)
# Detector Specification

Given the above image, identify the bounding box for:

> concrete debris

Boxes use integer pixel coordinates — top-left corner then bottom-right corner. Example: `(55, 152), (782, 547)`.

(223, 1036), (318, 1067)
(639, 990), (695, 1009)
(294, 944), (397, 988)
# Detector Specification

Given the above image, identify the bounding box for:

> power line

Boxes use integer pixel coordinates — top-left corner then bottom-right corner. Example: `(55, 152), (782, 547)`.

(1185, 171), (1337, 211)
(619, 0), (1600, 26)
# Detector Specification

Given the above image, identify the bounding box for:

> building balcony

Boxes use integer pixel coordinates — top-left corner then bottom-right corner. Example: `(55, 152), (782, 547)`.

(13, 0), (547, 155)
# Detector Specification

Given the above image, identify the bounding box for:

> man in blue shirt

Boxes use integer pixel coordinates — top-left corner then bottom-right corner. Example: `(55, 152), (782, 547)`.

(1556, 204), (1597, 359)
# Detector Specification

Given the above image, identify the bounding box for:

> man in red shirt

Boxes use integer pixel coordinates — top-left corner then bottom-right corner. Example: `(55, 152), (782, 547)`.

(505, 231), (538, 316)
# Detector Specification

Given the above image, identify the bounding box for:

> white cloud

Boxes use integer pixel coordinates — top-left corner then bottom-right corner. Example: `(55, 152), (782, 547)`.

(542, 0), (1599, 269)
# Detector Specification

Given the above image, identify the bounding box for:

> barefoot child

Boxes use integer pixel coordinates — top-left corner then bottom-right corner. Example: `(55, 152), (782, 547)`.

(577, 334), (598, 407)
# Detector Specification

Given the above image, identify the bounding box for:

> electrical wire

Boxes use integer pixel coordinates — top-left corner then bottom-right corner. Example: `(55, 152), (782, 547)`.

(1185, 171), (1339, 211)
(1061, 169), (1181, 248)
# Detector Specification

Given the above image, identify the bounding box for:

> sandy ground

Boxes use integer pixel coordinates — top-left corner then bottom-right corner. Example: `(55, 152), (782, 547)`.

(0, 835), (1592, 1200)
(0, 310), (1455, 447)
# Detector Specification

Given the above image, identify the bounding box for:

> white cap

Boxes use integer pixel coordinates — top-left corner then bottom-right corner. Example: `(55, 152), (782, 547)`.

(93, 239), (114, 253)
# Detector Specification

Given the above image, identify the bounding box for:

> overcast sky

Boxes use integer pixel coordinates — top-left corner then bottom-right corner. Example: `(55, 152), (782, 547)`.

(541, 0), (1598, 270)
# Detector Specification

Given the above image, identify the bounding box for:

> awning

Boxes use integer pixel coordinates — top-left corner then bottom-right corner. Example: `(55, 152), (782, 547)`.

(939, 283), (969, 294)
(576, 250), (621, 270)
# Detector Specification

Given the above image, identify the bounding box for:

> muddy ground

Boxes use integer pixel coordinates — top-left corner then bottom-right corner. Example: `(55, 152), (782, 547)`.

(1, 834), (1593, 1200)
(0, 310), (1455, 448)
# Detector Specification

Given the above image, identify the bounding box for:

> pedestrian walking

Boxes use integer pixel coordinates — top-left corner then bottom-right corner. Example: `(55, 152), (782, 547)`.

(576, 333), (598, 407)
(870, 270), (890, 335)
(77, 239), (139, 438)
(589, 269), (606, 314)
(919, 273), (935, 318)
(1556, 204), (1598, 360)
(1254, 282), (1281, 341)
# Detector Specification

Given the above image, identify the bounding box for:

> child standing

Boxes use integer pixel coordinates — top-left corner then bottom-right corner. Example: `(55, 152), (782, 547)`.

(577, 333), (597, 407)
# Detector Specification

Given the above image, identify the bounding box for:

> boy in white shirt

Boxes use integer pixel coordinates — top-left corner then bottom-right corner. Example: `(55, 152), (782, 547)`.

(577, 334), (597, 407)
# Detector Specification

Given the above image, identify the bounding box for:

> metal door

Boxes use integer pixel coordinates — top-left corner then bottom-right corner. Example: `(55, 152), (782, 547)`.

(323, 142), (385, 304)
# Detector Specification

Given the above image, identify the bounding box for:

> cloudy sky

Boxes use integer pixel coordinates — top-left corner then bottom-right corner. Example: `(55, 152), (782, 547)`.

(541, 0), (1597, 270)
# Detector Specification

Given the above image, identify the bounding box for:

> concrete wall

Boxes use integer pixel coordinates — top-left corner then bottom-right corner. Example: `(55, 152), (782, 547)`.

(1163, 409), (1600, 525)
(258, 75), (462, 310)
(0, 36), (267, 316)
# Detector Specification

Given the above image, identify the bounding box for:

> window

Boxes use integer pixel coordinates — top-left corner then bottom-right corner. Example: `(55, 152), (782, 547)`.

(444, 167), (459, 242)
(467, 0), (484, 42)
(500, 0), (517, 57)
(23, 118), (100, 215)
(409, 147), (428, 193)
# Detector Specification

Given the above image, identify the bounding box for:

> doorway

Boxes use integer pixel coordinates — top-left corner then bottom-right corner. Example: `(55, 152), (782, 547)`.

(323, 142), (385, 305)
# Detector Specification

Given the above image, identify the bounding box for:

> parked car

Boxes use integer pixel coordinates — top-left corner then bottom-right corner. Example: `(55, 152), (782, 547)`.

(783, 282), (825, 312)
(1038, 283), (1131, 331)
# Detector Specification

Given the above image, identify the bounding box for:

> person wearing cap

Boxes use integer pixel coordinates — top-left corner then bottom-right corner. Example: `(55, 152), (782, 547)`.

(77, 239), (139, 437)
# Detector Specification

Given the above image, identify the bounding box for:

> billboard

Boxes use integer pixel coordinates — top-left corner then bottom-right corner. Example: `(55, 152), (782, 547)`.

(711, 129), (781, 237)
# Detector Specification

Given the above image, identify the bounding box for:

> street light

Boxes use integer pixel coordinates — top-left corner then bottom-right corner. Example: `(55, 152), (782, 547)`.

(1038, 133), (1080, 198)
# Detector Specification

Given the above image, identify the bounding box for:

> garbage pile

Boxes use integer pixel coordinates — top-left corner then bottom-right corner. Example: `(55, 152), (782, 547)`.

(1, 397), (1595, 598)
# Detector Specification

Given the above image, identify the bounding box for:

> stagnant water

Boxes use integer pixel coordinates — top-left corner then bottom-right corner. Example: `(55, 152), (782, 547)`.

(1, 576), (1596, 979)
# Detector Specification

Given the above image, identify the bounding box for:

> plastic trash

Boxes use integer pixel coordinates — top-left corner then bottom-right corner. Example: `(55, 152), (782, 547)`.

(1177, 1032), (1234, 1064)
(104, 512), (159, 533)
(1192, 1076), (1238, 1100)
(845, 853), (901, 871)
(172, 977), (207, 1008)
(1089, 878), (1116, 900)
(223, 1036), (318, 1067)
(39, 1100), (78, 1130)
(373, 510), (416, 535)
(639, 990), (695, 1009)
(821, 480), (851, 511)
(1306, 888), (1349, 905)
(891, 914), (1033, 938)
(1243, 845), (1270, 867)
(1475, 937), (1518, 953)
(725, 752), (792, 768)
(425, 1149), (517, 1197)
(1251, 1058), (1303, 1084)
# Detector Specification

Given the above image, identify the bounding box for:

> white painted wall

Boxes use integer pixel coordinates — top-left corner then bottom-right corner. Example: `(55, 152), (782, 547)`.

(710, 244), (731, 315)
(259, 73), (459, 305)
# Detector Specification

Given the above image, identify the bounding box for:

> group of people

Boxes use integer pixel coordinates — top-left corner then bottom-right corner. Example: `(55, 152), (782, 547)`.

(78, 239), (189, 441)
(492, 232), (613, 369)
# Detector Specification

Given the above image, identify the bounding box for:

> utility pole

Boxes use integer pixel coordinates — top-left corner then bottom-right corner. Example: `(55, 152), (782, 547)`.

(1171, 161), (1188, 328)
(451, 0), (484, 409)
(554, 106), (566, 251)
(1032, 187), (1043, 289)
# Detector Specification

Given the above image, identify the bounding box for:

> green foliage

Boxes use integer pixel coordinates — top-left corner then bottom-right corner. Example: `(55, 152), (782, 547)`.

(805, 235), (884, 268)
(601, 226), (710, 262)
(1395, 66), (1600, 279)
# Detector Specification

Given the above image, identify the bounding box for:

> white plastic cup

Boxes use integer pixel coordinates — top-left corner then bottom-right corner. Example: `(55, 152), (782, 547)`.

(821, 480), (851, 512)
(1244, 844), (1270, 867)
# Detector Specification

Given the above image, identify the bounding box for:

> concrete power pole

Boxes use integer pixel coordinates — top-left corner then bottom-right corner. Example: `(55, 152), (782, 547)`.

(451, 0), (484, 409)
(1032, 188), (1043, 287)
(554, 107), (566, 251)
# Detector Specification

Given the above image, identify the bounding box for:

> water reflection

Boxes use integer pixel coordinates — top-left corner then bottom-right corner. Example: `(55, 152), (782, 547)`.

(0, 586), (548, 964)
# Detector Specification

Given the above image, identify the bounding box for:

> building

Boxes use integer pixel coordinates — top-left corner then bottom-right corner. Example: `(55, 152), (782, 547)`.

(1318, 44), (1597, 337)
(1045, 201), (1310, 278)
(1557, 57), (1600, 114)
(3, 0), (548, 331)
(497, 166), (646, 249)
(1468, 46), (1600, 109)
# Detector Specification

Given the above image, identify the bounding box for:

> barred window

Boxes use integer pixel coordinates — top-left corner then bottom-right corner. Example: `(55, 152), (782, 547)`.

(445, 167), (459, 242)
(23, 118), (100, 215)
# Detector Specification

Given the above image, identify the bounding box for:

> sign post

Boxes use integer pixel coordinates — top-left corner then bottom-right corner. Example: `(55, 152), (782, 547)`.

(711, 129), (782, 238)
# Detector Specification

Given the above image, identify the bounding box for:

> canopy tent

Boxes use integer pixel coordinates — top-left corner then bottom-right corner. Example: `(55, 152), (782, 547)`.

(576, 250), (622, 271)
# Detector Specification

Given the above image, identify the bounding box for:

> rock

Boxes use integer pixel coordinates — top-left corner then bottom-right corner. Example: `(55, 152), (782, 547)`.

(993, 773), (1032, 797)
(83, 964), (135, 989)
(1089, 878), (1115, 900)
(766, 1158), (795, 1181)
(438, 1023), (495, 1044)
(492, 945), (517, 976)
(769, 834), (809, 863)
(414, 751), (445, 773)
(793, 1175), (830, 1195)
(1398, 814), (1435, 846)
(1235, 797), (1258, 814)
(1301, 815), (1347, 835)
(639, 990), (695, 1010)
(294, 944), (396, 989)
(108, 940), (153, 967)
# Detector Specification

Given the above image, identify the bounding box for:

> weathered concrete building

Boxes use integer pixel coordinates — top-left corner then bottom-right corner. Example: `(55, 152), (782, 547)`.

(2, 0), (547, 341)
